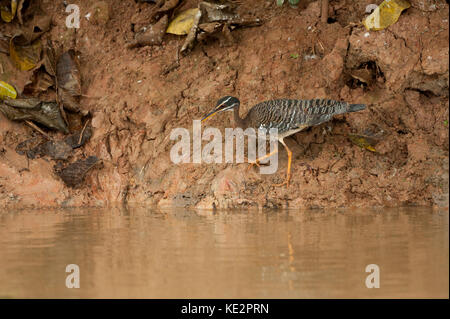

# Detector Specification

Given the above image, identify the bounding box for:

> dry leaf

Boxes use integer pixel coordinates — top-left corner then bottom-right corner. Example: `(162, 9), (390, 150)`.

(17, 0), (28, 25)
(181, 8), (202, 53)
(56, 49), (81, 112)
(64, 123), (92, 149)
(9, 34), (42, 71)
(0, 80), (17, 99)
(166, 8), (201, 35)
(180, 2), (260, 54)
(55, 156), (99, 187)
(351, 68), (374, 86)
(43, 41), (57, 76)
(348, 134), (378, 152)
(0, 36), (9, 54)
(127, 15), (169, 48)
(58, 90), (79, 112)
(0, 51), (33, 95)
(29, 139), (73, 160)
(56, 50), (81, 96)
(155, 0), (180, 16)
(16, 124), (92, 160)
(199, 1), (238, 22)
(0, 98), (69, 133)
(23, 69), (54, 94)
(15, 136), (44, 158)
(1, 0), (18, 22)
(363, 0), (411, 31)
(22, 14), (52, 43)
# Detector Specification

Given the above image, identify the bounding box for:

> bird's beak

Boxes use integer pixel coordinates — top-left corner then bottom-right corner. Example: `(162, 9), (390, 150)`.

(201, 103), (224, 122)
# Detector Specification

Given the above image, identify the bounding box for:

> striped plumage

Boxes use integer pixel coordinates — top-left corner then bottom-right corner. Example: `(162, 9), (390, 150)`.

(201, 96), (366, 187)
(245, 99), (365, 135)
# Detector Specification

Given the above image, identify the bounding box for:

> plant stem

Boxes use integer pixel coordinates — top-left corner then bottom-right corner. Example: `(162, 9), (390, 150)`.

(321, 0), (329, 23)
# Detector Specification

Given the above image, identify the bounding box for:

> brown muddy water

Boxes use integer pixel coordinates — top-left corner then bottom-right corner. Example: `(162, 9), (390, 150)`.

(0, 207), (447, 299)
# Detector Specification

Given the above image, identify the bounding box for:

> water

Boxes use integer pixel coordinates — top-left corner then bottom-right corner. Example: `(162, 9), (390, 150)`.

(0, 207), (447, 298)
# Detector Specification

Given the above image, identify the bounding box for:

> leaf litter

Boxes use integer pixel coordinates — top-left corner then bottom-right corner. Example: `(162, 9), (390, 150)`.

(127, 1), (262, 53)
(0, 3), (98, 188)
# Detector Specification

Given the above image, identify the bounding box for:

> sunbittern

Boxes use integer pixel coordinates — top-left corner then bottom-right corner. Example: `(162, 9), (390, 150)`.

(201, 96), (366, 187)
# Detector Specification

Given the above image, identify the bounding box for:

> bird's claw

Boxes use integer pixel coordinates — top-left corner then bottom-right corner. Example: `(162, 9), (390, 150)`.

(272, 175), (291, 188)
(245, 157), (260, 170)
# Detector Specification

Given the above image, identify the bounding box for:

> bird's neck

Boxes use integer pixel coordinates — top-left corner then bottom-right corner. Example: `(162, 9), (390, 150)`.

(233, 105), (247, 129)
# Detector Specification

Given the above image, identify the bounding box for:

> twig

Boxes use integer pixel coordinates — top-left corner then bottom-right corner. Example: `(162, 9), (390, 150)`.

(317, 38), (325, 52)
(321, 0), (329, 23)
(161, 46), (181, 75)
(25, 120), (52, 140)
(55, 76), (69, 130)
(78, 119), (90, 145)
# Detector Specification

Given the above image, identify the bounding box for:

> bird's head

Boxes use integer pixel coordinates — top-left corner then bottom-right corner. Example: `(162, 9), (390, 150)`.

(201, 96), (240, 122)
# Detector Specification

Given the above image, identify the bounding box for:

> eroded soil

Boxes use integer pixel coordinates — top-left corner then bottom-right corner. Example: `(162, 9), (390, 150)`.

(0, 0), (448, 209)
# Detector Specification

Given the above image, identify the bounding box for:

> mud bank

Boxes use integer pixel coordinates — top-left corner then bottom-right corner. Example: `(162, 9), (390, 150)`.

(0, 0), (448, 209)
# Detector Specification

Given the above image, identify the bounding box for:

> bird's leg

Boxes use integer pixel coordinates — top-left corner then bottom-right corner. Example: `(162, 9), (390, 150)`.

(245, 149), (279, 170)
(272, 139), (292, 188)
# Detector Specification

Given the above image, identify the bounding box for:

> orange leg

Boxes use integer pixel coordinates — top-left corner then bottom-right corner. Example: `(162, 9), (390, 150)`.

(246, 149), (279, 170)
(272, 138), (292, 188)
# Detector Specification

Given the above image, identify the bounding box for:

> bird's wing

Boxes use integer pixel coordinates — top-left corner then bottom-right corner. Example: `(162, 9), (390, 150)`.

(249, 99), (348, 132)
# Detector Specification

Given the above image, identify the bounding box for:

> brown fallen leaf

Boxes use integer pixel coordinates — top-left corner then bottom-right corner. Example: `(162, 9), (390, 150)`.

(126, 15), (169, 48)
(197, 22), (233, 43)
(56, 49), (81, 112)
(16, 122), (92, 160)
(152, 0), (180, 22)
(0, 80), (17, 99)
(348, 134), (377, 152)
(0, 98), (69, 133)
(0, 36), (9, 54)
(180, 2), (261, 54)
(198, 22), (222, 33)
(1, 0), (18, 23)
(58, 89), (80, 113)
(63, 122), (92, 149)
(166, 8), (200, 35)
(9, 34), (42, 71)
(56, 50), (81, 96)
(55, 156), (99, 188)
(22, 14), (52, 43)
(17, 0), (34, 25)
(42, 41), (57, 76)
(15, 136), (43, 158)
(0, 51), (33, 95)
(23, 67), (54, 94)
(181, 9), (202, 53)
(351, 68), (374, 86)
(30, 139), (73, 160)
(200, 1), (238, 22)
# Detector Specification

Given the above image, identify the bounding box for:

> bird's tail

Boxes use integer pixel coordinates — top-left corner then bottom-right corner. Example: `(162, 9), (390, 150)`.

(348, 104), (366, 112)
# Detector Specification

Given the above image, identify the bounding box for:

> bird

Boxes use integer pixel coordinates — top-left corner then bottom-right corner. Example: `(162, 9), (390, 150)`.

(201, 96), (366, 187)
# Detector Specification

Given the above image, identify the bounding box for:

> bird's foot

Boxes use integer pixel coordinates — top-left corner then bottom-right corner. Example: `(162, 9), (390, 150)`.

(272, 175), (291, 188)
(244, 157), (260, 171)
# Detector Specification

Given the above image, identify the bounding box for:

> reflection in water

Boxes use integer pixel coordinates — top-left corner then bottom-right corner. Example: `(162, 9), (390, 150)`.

(0, 207), (447, 298)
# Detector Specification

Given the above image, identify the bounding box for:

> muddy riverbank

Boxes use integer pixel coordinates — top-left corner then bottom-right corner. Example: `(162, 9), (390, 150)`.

(0, 0), (448, 209)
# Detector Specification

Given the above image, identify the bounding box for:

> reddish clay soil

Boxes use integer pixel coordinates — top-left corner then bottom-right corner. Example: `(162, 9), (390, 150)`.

(0, 0), (448, 209)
